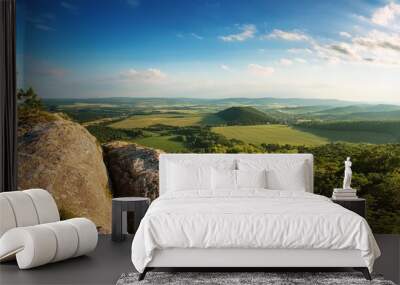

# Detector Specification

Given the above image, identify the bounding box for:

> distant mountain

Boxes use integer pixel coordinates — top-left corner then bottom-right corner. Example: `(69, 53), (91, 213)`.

(43, 96), (359, 108)
(43, 97), (400, 122)
(311, 104), (400, 120)
(313, 104), (400, 115)
(212, 97), (353, 107)
(276, 105), (332, 115)
(337, 110), (400, 121)
(216, 106), (277, 125)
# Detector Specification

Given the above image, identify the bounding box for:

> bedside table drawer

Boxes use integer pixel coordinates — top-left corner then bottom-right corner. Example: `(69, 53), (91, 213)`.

(331, 199), (366, 218)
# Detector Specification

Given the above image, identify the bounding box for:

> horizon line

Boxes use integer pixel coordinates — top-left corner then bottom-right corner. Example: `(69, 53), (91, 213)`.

(40, 96), (400, 106)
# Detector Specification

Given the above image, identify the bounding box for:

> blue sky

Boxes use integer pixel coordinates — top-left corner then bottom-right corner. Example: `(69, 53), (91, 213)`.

(17, 0), (400, 103)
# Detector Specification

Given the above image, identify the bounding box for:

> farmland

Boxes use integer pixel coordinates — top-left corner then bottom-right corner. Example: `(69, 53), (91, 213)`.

(212, 125), (328, 146)
(132, 134), (187, 152)
(109, 114), (204, 128)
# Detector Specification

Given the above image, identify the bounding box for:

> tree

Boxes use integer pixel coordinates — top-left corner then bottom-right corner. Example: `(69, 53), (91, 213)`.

(17, 87), (44, 115)
(16, 87), (53, 130)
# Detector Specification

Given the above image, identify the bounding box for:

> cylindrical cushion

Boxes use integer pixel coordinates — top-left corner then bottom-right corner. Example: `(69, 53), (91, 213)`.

(24, 189), (60, 224)
(0, 226), (57, 269)
(42, 221), (79, 262)
(0, 189), (59, 239)
(0, 196), (17, 237)
(65, 218), (98, 257)
(0, 192), (39, 228)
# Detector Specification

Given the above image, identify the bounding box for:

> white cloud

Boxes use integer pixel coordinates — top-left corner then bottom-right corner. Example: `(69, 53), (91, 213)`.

(294, 58), (307, 64)
(371, 2), (400, 26)
(219, 24), (256, 42)
(311, 42), (355, 64)
(176, 32), (204, 40)
(351, 30), (400, 65)
(220, 64), (232, 71)
(339, 31), (352, 38)
(191, 33), (204, 40)
(353, 14), (370, 24)
(329, 43), (360, 59)
(248, 64), (274, 76)
(279, 58), (293, 66)
(287, 48), (313, 54)
(269, 11), (400, 67)
(309, 29), (400, 66)
(353, 30), (400, 52)
(119, 68), (167, 81)
(264, 29), (309, 41)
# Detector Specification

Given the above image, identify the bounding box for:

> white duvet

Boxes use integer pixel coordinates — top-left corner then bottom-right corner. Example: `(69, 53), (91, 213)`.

(131, 190), (380, 273)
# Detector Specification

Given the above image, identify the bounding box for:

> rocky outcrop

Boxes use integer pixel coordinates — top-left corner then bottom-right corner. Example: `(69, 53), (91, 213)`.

(17, 114), (112, 233)
(103, 141), (162, 200)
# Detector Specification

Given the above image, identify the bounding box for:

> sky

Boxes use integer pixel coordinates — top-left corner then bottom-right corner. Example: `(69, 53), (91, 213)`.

(16, 0), (400, 103)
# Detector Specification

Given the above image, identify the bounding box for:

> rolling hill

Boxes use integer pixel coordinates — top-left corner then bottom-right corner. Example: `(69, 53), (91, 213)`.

(216, 106), (277, 125)
(330, 110), (400, 121)
(296, 120), (400, 143)
(309, 104), (400, 120)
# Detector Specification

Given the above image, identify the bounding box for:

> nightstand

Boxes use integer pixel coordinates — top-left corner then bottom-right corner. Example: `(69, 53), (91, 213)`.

(112, 197), (150, 242)
(331, 198), (366, 218)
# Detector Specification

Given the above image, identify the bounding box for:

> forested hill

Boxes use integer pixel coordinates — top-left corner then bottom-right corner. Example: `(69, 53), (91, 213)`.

(296, 121), (400, 142)
(217, 106), (277, 125)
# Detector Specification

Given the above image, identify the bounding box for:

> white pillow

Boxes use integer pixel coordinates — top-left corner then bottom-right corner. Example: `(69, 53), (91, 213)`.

(212, 168), (237, 190)
(236, 169), (267, 189)
(238, 159), (308, 191)
(167, 162), (212, 192)
(266, 163), (306, 191)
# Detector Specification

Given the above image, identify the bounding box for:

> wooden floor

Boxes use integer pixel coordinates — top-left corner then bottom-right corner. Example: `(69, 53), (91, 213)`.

(0, 234), (398, 285)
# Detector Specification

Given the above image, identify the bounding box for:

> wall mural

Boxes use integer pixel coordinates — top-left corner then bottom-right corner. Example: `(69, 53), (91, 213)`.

(16, 0), (400, 233)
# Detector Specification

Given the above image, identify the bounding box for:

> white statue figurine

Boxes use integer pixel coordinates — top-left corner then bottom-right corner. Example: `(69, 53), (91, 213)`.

(343, 157), (352, 190)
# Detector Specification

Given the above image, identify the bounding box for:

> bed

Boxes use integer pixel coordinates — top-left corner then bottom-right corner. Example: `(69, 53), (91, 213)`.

(131, 154), (380, 280)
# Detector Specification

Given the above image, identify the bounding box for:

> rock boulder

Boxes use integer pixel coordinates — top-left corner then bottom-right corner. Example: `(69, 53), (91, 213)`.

(103, 141), (162, 200)
(17, 114), (112, 233)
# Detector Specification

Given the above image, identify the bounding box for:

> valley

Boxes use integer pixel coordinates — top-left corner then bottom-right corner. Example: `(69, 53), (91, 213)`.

(44, 97), (400, 152)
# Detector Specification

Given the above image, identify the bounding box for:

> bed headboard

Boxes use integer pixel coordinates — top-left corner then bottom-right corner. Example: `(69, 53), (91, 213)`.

(159, 153), (314, 195)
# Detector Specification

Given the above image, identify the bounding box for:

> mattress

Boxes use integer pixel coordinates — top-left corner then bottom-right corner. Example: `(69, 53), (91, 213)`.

(131, 190), (380, 273)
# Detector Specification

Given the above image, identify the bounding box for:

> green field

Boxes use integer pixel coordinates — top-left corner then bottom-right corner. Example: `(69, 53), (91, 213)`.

(59, 103), (117, 108)
(132, 135), (187, 152)
(296, 127), (399, 144)
(110, 114), (203, 128)
(212, 125), (328, 146)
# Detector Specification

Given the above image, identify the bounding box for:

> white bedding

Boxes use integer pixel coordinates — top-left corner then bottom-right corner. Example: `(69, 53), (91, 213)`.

(131, 190), (380, 273)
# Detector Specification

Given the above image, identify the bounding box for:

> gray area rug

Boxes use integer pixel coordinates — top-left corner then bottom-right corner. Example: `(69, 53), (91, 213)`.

(116, 272), (396, 285)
